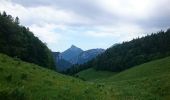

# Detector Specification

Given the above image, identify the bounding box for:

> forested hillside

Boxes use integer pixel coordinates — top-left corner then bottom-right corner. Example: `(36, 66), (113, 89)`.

(0, 12), (55, 69)
(66, 29), (170, 74)
(94, 29), (170, 71)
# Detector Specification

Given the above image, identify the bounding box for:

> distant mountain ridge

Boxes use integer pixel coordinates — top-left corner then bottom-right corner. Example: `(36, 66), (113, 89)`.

(59, 45), (83, 62)
(53, 45), (105, 71)
(70, 49), (105, 64)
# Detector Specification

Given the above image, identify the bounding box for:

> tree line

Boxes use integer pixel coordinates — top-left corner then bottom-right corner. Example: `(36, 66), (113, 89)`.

(0, 11), (55, 69)
(65, 29), (170, 75)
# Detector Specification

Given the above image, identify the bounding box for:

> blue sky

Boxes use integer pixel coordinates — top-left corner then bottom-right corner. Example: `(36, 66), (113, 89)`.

(0, 0), (170, 52)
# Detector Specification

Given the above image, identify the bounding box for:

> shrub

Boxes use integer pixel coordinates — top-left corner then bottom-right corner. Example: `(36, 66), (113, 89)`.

(21, 73), (28, 80)
(32, 67), (36, 70)
(71, 79), (75, 83)
(10, 87), (27, 100)
(0, 88), (27, 100)
(0, 67), (3, 71)
(5, 74), (12, 82)
(96, 83), (104, 88)
(84, 87), (90, 94)
(1, 58), (6, 63)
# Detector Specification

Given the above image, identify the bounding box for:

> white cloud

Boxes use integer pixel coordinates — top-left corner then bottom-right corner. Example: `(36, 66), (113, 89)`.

(85, 31), (115, 37)
(29, 24), (61, 44)
(84, 23), (146, 39)
(0, 0), (90, 26)
(96, 0), (153, 19)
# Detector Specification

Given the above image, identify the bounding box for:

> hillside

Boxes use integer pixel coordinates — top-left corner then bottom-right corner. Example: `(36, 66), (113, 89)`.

(76, 57), (170, 99)
(76, 29), (170, 73)
(77, 56), (170, 82)
(0, 12), (55, 69)
(105, 56), (170, 82)
(76, 68), (117, 82)
(1, 52), (170, 100)
(0, 54), (113, 100)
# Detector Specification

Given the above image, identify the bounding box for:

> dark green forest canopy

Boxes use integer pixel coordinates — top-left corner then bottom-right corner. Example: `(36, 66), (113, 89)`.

(0, 11), (55, 69)
(66, 28), (170, 74)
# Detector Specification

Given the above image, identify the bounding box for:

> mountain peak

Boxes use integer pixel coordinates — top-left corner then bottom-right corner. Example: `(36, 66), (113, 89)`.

(70, 45), (77, 48)
(69, 45), (83, 52)
(59, 45), (83, 61)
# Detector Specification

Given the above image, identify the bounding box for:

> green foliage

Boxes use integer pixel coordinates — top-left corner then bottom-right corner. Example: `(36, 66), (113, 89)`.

(64, 60), (94, 75)
(0, 11), (55, 69)
(5, 74), (12, 82)
(20, 73), (28, 80)
(0, 87), (27, 100)
(78, 29), (170, 72)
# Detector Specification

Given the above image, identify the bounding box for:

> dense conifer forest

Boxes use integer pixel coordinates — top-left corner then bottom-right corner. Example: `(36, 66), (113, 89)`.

(0, 12), (55, 69)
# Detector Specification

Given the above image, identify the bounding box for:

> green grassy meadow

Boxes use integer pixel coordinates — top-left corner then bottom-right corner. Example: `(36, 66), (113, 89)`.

(77, 57), (170, 99)
(0, 54), (114, 100)
(75, 68), (117, 82)
(0, 53), (170, 100)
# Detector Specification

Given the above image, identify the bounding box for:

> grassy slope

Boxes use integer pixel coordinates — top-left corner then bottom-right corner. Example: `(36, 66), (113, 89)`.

(0, 54), (114, 100)
(76, 68), (117, 82)
(1, 53), (170, 100)
(106, 56), (170, 81)
(77, 57), (170, 100)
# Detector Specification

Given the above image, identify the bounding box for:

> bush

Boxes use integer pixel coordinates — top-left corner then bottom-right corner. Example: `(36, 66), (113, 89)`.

(20, 73), (28, 80)
(10, 87), (27, 100)
(0, 87), (27, 100)
(5, 74), (12, 82)
(1, 58), (6, 63)
(0, 67), (3, 71)
(84, 87), (90, 94)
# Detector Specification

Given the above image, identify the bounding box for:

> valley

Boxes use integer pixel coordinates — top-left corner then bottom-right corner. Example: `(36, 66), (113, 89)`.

(53, 45), (104, 72)
(0, 10), (170, 100)
(0, 53), (170, 100)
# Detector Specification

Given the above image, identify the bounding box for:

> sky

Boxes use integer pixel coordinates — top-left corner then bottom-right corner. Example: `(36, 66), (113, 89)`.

(0, 0), (170, 52)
